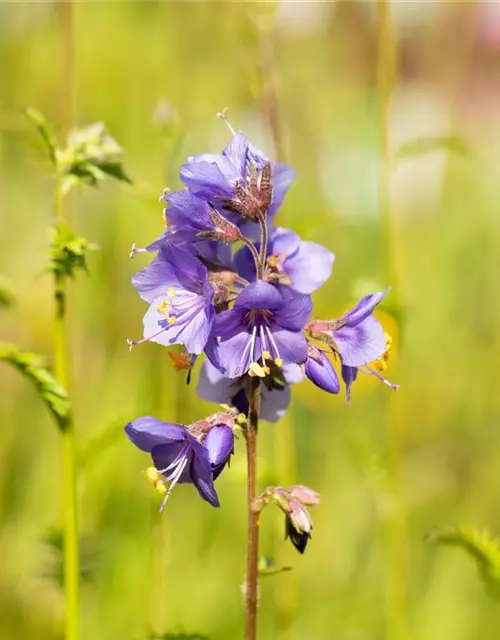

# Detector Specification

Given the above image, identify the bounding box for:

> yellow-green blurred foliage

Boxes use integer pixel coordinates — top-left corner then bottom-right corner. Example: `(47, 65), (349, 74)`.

(2, 2), (500, 639)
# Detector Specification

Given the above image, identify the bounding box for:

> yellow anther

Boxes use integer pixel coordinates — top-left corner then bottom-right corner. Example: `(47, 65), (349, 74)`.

(371, 332), (393, 371)
(145, 467), (161, 484)
(157, 300), (169, 314)
(155, 481), (167, 495)
(219, 403), (231, 411)
(167, 316), (177, 325)
(236, 413), (247, 424)
(263, 366), (271, 375)
(249, 362), (266, 378)
(274, 358), (283, 368)
(263, 350), (271, 360)
(167, 287), (176, 298)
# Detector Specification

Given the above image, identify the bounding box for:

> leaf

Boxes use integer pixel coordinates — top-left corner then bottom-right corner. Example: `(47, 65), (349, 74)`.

(48, 221), (98, 279)
(25, 107), (57, 164)
(94, 161), (132, 184)
(393, 135), (473, 164)
(426, 526), (500, 599)
(0, 343), (71, 429)
(257, 555), (292, 577)
(0, 278), (14, 309)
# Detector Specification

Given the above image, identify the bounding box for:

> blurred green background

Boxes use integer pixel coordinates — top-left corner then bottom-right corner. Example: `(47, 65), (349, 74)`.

(2, 1), (500, 638)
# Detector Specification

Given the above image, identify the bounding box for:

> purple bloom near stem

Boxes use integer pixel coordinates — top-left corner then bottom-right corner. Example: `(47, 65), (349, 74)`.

(179, 133), (295, 220)
(235, 227), (334, 294)
(341, 365), (358, 402)
(197, 360), (303, 423)
(207, 280), (312, 379)
(125, 417), (220, 509)
(130, 243), (215, 355)
(307, 290), (389, 368)
(304, 344), (340, 394)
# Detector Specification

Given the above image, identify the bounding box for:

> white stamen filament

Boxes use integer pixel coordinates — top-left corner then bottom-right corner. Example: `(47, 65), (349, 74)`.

(361, 365), (400, 392)
(264, 326), (283, 366)
(159, 446), (191, 513)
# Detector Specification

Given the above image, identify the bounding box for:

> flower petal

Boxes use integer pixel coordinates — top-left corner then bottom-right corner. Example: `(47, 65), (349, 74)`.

(190, 442), (220, 507)
(284, 240), (334, 294)
(234, 280), (283, 312)
(334, 315), (386, 367)
(343, 289), (389, 327)
(271, 328), (308, 365)
(222, 133), (249, 176)
(260, 384), (291, 423)
(125, 417), (186, 452)
(205, 425), (234, 470)
(270, 163), (295, 214)
(179, 160), (234, 199)
(305, 350), (340, 394)
(163, 190), (213, 232)
(341, 365), (358, 402)
(272, 292), (312, 331)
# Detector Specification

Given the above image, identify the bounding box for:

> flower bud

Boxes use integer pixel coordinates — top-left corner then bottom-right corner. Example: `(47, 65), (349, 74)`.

(288, 484), (321, 506)
(304, 344), (340, 394)
(197, 209), (242, 244)
(204, 424), (234, 479)
(285, 498), (313, 554)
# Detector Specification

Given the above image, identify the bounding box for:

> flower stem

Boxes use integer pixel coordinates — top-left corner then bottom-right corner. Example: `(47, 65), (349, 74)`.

(257, 215), (268, 280)
(241, 235), (262, 278)
(54, 167), (80, 640)
(245, 376), (261, 640)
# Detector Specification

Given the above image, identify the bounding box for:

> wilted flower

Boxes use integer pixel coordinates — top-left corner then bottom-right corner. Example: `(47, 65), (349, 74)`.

(179, 133), (295, 222)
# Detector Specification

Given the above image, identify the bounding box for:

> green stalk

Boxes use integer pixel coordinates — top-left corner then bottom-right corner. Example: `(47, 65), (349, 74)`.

(377, 2), (408, 639)
(54, 166), (80, 640)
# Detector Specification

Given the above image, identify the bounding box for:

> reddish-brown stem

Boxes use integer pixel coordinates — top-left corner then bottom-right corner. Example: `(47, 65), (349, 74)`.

(257, 214), (268, 280)
(245, 376), (261, 640)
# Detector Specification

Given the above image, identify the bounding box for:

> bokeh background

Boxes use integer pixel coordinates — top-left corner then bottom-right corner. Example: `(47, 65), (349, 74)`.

(2, 1), (500, 639)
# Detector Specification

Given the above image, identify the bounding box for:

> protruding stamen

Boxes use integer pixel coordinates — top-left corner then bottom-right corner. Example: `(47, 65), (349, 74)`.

(216, 107), (236, 136)
(249, 362), (266, 378)
(159, 451), (190, 513)
(167, 316), (177, 325)
(157, 300), (169, 314)
(167, 287), (176, 298)
(130, 242), (148, 259)
(264, 326), (283, 369)
(144, 467), (167, 494)
(274, 358), (283, 368)
(361, 365), (400, 392)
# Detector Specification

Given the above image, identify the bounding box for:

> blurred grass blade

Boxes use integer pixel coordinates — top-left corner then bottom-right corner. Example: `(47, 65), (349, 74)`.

(0, 344), (71, 429)
(426, 526), (500, 599)
(394, 135), (472, 164)
(25, 107), (57, 164)
(0, 278), (14, 310)
(257, 555), (292, 577)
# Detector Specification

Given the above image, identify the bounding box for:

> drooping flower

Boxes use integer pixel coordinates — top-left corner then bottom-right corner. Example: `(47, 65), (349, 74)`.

(235, 227), (334, 294)
(206, 280), (312, 379)
(306, 290), (389, 368)
(179, 133), (295, 222)
(304, 344), (340, 394)
(130, 243), (215, 355)
(197, 359), (304, 423)
(125, 417), (220, 509)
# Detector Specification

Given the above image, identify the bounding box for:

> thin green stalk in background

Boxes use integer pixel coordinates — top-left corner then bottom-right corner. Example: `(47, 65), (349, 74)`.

(54, 165), (81, 640)
(377, 2), (408, 639)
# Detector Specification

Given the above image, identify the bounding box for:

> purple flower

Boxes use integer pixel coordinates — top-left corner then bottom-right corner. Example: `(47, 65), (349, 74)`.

(341, 365), (358, 402)
(125, 416), (220, 509)
(179, 133), (295, 220)
(130, 243), (215, 355)
(304, 344), (340, 394)
(197, 359), (304, 423)
(235, 227), (334, 294)
(204, 424), (234, 479)
(307, 290), (389, 368)
(207, 280), (311, 379)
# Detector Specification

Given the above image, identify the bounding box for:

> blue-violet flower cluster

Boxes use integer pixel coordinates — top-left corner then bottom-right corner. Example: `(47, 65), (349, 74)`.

(125, 126), (398, 517)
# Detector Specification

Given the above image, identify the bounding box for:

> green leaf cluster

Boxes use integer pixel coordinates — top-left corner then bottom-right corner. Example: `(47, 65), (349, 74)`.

(427, 525), (500, 600)
(0, 343), (71, 429)
(48, 221), (97, 279)
(26, 108), (131, 196)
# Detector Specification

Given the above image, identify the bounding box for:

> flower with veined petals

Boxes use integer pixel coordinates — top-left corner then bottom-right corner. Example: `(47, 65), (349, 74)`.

(306, 290), (390, 368)
(130, 243), (215, 355)
(207, 280), (312, 379)
(179, 133), (295, 223)
(125, 417), (221, 509)
(235, 227), (334, 294)
(197, 359), (304, 423)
